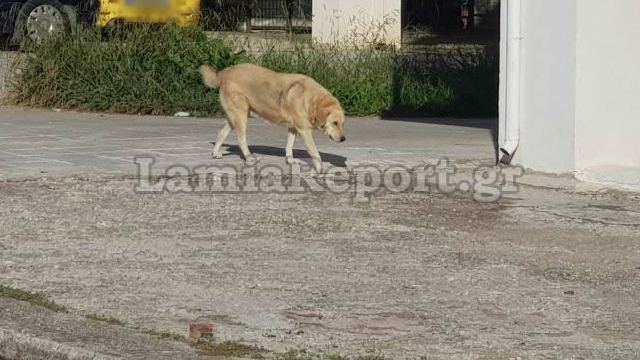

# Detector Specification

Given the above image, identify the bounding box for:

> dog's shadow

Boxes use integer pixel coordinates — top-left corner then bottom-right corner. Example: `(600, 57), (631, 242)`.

(211, 143), (348, 167)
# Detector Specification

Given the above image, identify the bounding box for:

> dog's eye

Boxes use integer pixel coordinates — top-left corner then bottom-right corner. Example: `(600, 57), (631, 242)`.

(333, 121), (338, 126)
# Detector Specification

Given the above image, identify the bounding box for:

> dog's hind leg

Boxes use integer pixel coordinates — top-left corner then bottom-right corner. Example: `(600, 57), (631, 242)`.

(299, 130), (323, 173)
(232, 117), (259, 165)
(219, 88), (257, 165)
(212, 123), (232, 159)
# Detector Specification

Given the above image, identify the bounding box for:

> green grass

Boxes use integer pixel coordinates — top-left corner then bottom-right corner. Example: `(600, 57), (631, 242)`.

(258, 46), (398, 116)
(257, 44), (497, 117)
(0, 283), (391, 359)
(140, 328), (266, 358)
(10, 24), (246, 116)
(192, 339), (266, 358)
(86, 313), (126, 326)
(277, 351), (386, 360)
(139, 328), (187, 342)
(0, 286), (380, 360)
(9, 24), (498, 118)
(139, 328), (383, 359)
(0, 284), (69, 313)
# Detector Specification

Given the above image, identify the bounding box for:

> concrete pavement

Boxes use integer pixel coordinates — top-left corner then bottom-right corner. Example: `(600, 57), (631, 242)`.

(0, 107), (496, 179)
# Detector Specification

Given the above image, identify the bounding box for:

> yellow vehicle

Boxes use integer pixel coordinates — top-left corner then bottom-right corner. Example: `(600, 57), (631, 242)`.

(97, 0), (201, 28)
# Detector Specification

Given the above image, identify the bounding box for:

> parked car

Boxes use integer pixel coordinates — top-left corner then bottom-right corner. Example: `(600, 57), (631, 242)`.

(0, 0), (96, 45)
(98, 0), (201, 28)
(0, 0), (200, 46)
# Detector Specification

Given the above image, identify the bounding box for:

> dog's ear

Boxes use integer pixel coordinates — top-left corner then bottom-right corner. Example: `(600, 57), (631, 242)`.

(317, 106), (332, 127)
(311, 95), (335, 128)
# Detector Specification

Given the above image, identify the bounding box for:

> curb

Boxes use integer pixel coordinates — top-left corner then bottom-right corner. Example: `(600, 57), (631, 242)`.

(0, 329), (118, 360)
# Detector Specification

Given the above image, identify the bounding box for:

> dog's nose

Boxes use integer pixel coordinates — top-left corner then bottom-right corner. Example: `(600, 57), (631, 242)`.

(340, 136), (346, 142)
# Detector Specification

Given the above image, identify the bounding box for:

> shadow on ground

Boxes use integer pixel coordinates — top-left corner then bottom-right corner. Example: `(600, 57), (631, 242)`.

(212, 143), (348, 168)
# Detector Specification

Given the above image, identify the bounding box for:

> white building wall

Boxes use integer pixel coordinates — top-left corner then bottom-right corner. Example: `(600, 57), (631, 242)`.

(502, 0), (640, 188)
(312, 0), (402, 46)
(574, 0), (640, 171)
(509, 0), (578, 173)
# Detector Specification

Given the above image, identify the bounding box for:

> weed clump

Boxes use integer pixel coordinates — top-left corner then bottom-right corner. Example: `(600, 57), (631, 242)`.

(9, 25), (497, 118)
(0, 284), (69, 313)
(10, 24), (246, 116)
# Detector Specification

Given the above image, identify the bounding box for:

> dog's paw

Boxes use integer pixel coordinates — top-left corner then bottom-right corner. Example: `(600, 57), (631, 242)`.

(310, 165), (325, 175)
(312, 159), (324, 175)
(212, 152), (223, 159)
(286, 157), (304, 165)
(245, 155), (261, 166)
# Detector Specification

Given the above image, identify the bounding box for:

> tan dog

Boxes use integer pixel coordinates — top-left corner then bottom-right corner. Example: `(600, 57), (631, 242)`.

(199, 63), (346, 172)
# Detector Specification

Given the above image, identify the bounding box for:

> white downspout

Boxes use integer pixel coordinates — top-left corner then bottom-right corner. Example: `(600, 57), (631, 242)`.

(499, 0), (523, 164)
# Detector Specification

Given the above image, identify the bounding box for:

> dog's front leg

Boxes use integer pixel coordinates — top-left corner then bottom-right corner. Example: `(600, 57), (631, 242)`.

(299, 130), (323, 173)
(285, 129), (297, 165)
(212, 123), (232, 159)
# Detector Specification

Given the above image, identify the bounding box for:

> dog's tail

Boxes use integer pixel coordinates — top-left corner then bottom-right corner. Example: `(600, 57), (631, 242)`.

(199, 65), (220, 89)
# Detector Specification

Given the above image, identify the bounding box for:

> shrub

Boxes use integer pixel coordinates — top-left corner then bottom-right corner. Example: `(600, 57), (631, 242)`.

(10, 24), (247, 115)
(9, 25), (498, 118)
(385, 50), (499, 117)
(259, 46), (397, 115)
(246, 44), (495, 117)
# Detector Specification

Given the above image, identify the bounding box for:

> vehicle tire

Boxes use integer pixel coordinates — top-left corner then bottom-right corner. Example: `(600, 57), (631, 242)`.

(0, 35), (11, 50)
(13, 0), (71, 48)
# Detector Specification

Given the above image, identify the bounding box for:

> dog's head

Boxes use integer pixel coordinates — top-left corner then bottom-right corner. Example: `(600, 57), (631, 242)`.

(315, 97), (346, 142)
(323, 108), (346, 142)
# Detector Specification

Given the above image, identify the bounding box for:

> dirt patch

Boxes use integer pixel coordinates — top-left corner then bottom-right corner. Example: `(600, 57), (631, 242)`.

(1, 177), (640, 359)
